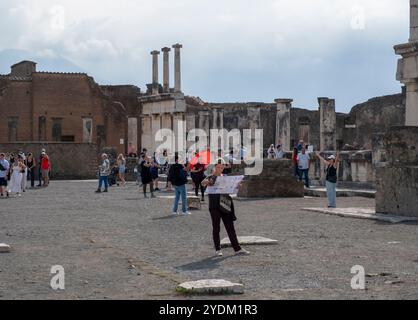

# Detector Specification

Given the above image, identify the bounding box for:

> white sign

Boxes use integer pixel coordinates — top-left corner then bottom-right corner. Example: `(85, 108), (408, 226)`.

(206, 175), (245, 195)
(120, 139), (124, 145)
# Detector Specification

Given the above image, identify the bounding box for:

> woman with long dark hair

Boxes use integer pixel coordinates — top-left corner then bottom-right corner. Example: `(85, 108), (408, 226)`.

(202, 158), (250, 257)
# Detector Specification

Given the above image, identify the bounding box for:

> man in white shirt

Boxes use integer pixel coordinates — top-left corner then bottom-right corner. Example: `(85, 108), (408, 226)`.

(297, 147), (310, 188)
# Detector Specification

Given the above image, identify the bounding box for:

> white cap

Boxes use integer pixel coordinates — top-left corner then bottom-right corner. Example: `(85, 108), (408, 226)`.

(327, 155), (336, 160)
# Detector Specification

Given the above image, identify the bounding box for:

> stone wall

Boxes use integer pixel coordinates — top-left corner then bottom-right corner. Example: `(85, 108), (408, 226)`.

(0, 142), (99, 180)
(231, 159), (304, 198)
(374, 126), (418, 217)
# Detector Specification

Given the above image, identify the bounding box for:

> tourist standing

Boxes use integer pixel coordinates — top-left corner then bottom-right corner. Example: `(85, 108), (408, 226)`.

(19, 152), (28, 192)
(292, 147), (299, 178)
(96, 153), (110, 193)
(276, 145), (285, 159)
(41, 151), (50, 187)
(267, 144), (277, 159)
(297, 147), (311, 188)
(26, 153), (36, 188)
(8, 157), (26, 197)
(190, 160), (206, 202)
(316, 151), (340, 208)
(37, 149), (46, 187)
(140, 154), (156, 198)
(202, 158), (250, 257)
(117, 154), (126, 187)
(0, 153), (10, 197)
(151, 153), (160, 191)
(168, 153), (190, 215)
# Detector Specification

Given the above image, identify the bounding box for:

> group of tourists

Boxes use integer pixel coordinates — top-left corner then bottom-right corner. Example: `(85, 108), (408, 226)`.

(0, 149), (51, 198)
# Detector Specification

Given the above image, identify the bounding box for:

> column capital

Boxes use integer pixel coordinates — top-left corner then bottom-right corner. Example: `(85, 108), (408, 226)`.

(274, 98), (293, 104)
(318, 97), (335, 107)
(161, 47), (171, 53)
(151, 50), (160, 55)
(172, 43), (183, 49)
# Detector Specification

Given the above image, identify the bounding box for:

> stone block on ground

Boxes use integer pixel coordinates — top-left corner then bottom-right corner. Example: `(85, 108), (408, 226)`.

(232, 160), (304, 198)
(176, 279), (244, 295)
(221, 236), (278, 248)
(0, 243), (11, 253)
(187, 196), (201, 210)
(302, 207), (418, 223)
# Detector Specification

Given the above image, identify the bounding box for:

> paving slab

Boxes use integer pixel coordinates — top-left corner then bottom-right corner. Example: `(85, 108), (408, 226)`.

(221, 236), (278, 248)
(302, 207), (418, 223)
(0, 243), (11, 253)
(304, 187), (376, 199)
(176, 279), (244, 295)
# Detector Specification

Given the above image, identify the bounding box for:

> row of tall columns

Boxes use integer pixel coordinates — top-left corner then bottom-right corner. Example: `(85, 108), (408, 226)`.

(150, 43), (182, 95)
(275, 98), (336, 152)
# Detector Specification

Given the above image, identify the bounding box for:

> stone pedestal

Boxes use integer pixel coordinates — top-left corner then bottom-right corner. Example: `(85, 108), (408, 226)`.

(275, 99), (292, 152)
(374, 126), (418, 217)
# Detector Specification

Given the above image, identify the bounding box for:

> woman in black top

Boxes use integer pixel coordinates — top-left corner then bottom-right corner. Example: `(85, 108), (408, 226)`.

(202, 158), (250, 257)
(26, 153), (36, 188)
(140, 154), (156, 198)
(316, 152), (340, 208)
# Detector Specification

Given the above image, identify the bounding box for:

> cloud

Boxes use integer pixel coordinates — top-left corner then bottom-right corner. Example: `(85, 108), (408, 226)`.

(0, 0), (410, 111)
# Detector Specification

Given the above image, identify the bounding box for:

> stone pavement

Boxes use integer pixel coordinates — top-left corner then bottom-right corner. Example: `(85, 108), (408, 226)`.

(0, 181), (418, 300)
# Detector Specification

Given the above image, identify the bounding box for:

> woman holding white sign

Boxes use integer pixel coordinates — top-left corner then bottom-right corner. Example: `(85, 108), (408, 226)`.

(202, 158), (250, 257)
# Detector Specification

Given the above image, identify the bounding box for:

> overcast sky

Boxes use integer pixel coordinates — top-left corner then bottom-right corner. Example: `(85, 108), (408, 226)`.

(0, 0), (410, 112)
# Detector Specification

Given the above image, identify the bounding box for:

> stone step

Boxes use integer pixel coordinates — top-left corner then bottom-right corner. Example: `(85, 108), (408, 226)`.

(304, 187), (376, 199)
(0, 243), (11, 253)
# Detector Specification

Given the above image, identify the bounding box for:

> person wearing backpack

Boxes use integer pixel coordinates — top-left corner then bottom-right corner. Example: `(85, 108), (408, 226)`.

(168, 153), (190, 216)
(316, 151), (340, 208)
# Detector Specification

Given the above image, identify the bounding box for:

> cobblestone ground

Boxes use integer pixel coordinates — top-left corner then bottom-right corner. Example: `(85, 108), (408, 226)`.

(0, 181), (417, 300)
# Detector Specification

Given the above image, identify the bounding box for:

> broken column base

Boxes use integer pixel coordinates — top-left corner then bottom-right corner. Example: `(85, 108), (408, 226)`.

(374, 126), (418, 217)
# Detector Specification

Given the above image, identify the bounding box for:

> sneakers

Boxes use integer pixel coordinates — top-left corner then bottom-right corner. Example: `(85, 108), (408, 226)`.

(181, 211), (192, 215)
(215, 250), (223, 257)
(235, 248), (250, 256)
(95, 189), (102, 193)
(172, 211), (178, 216)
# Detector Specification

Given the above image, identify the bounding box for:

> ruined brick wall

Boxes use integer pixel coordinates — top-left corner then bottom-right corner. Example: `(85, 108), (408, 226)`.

(31, 73), (106, 143)
(0, 78), (33, 142)
(0, 142), (99, 179)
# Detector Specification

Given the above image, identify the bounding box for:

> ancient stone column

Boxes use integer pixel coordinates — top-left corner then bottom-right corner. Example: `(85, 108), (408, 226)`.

(318, 97), (337, 151)
(275, 99), (292, 152)
(161, 47), (171, 93)
(151, 50), (160, 95)
(395, 0), (418, 126)
(410, 0), (418, 42)
(172, 43), (183, 92)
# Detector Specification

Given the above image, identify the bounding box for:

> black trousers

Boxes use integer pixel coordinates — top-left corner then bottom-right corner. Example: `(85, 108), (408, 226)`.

(209, 208), (241, 252)
(192, 175), (205, 198)
(28, 169), (35, 187)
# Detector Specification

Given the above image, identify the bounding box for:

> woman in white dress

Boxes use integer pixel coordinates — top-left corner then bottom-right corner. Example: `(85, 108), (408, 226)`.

(8, 157), (26, 197)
